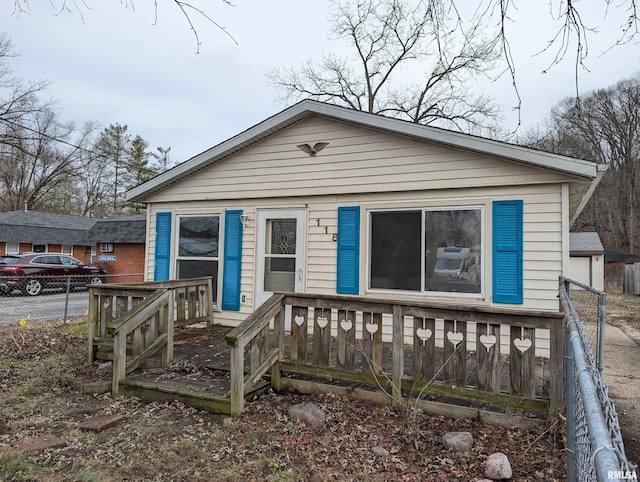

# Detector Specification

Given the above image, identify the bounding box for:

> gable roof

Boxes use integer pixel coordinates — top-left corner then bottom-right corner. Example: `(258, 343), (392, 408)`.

(85, 214), (147, 244)
(0, 210), (99, 246)
(126, 100), (606, 213)
(570, 232), (604, 255)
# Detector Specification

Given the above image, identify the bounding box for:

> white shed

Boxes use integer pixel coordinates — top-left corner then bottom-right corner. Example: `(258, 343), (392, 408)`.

(569, 232), (604, 290)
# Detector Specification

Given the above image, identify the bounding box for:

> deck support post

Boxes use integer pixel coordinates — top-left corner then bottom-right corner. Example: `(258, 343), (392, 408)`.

(112, 330), (126, 395)
(162, 291), (175, 366)
(229, 343), (245, 416)
(271, 305), (285, 391)
(88, 286), (98, 363)
(549, 315), (564, 417)
(391, 304), (404, 408)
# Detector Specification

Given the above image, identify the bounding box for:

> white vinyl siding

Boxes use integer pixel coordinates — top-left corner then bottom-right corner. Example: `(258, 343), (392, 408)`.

(146, 183), (564, 329)
(145, 116), (573, 204)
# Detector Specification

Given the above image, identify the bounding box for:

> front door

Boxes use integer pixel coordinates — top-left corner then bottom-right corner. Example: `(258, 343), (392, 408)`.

(254, 208), (306, 310)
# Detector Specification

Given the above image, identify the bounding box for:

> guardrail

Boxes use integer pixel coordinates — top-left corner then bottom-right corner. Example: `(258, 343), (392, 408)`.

(226, 292), (563, 420)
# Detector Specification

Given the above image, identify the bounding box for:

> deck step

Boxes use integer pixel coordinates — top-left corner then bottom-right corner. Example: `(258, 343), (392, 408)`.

(119, 374), (269, 415)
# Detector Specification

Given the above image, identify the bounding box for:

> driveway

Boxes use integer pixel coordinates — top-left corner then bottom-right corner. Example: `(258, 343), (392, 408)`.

(603, 322), (640, 467)
(0, 291), (89, 326)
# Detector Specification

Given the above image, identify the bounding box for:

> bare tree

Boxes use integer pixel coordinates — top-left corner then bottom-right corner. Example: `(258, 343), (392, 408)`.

(0, 108), (95, 212)
(268, 0), (502, 134)
(0, 34), (49, 146)
(10, 0), (237, 52)
(523, 73), (640, 253)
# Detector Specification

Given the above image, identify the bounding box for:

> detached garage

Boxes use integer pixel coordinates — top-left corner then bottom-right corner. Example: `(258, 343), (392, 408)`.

(569, 232), (604, 290)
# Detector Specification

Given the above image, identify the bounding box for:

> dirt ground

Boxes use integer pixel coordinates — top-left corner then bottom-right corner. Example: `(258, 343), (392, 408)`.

(0, 319), (567, 481)
(1, 292), (637, 481)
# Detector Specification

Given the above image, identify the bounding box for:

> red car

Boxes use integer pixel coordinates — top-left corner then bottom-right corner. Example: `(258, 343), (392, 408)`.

(0, 253), (106, 296)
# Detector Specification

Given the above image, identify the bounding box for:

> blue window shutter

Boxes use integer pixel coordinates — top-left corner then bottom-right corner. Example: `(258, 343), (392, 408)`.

(337, 206), (360, 295)
(492, 200), (523, 304)
(222, 210), (243, 311)
(154, 212), (172, 281)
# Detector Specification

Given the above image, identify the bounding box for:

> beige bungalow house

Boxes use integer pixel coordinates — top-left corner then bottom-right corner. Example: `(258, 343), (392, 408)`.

(126, 100), (606, 332)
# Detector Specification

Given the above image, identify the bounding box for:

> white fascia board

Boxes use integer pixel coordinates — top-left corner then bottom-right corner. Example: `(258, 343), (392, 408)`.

(126, 100), (600, 202)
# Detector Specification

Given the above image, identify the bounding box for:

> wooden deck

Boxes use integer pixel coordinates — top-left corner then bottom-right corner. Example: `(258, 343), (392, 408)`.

(116, 322), (550, 425)
(118, 325), (268, 415)
(88, 282), (563, 426)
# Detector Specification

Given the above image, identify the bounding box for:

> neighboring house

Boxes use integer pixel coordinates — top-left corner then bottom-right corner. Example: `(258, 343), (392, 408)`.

(569, 232), (604, 290)
(126, 100), (606, 331)
(0, 210), (97, 262)
(85, 215), (146, 283)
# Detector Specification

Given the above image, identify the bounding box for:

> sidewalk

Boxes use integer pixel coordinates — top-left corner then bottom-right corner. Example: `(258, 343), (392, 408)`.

(602, 323), (640, 466)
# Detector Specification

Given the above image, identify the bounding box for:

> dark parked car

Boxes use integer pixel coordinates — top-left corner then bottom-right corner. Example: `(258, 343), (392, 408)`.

(0, 253), (106, 296)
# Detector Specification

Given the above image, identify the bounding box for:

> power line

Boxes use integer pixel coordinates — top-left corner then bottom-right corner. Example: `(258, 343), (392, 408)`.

(1, 117), (109, 160)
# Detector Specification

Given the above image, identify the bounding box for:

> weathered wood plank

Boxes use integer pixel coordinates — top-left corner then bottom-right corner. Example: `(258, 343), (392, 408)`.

(290, 306), (308, 363)
(313, 308), (332, 367)
(125, 333), (169, 373)
(176, 288), (187, 322)
(279, 361), (549, 414)
(277, 377), (547, 427)
(414, 317), (435, 382)
(476, 323), (500, 392)
(162, 296), (174, 366)
(229, 344), (244, 416)
(549, 317), (564, 417)
(359, 312), (384, 376)
(337, 309), (356, 370)
(225, 294), (284, 347)
(271, 307), (284, 391)
(88, 287), (98, 363)
(391, 305), (403, 406)
(510, 326), (536, 397)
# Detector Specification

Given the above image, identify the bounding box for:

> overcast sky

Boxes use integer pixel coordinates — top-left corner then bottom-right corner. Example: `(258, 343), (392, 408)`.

(2, 1), (638, 164)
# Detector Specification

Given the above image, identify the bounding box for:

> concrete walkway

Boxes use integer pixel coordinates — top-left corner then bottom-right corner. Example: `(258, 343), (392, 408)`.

(602, 323), (640, 466)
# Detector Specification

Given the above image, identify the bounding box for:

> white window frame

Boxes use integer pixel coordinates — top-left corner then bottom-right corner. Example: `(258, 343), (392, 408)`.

(175, 214), (222, 305)
(5, 242), (19, 254)
(62, 244), (73, 255)
(367, 204), (485, 299)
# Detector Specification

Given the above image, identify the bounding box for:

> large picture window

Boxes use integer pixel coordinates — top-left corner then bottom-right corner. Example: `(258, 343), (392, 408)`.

(176, 216), (220, 302)
(369, 207), (483, 296)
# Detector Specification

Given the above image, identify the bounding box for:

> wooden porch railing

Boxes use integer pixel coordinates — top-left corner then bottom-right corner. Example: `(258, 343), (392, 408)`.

(87, 277), (214, 393)
(88, 277), (214, 363)
(111, 288), (173, 394)
(226, 293), (564, 420)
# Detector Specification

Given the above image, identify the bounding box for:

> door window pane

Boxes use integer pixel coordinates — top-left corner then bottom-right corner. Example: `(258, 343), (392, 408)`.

(264, 218), (296, 292)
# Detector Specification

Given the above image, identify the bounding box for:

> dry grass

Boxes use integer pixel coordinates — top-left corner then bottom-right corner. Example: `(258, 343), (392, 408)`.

(0, 319), (566, 481)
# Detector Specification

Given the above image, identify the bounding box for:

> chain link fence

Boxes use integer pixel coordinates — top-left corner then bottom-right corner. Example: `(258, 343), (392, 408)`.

(0, 273), (144, 326)
(560, 276), (637, 481)
(564, 277), (607, 372)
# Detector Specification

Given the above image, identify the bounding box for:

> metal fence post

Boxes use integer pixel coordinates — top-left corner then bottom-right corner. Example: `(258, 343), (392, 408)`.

(564, 314), (577, 482)
(597, 292), (607, 373)
(63, 275), (71, 324)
